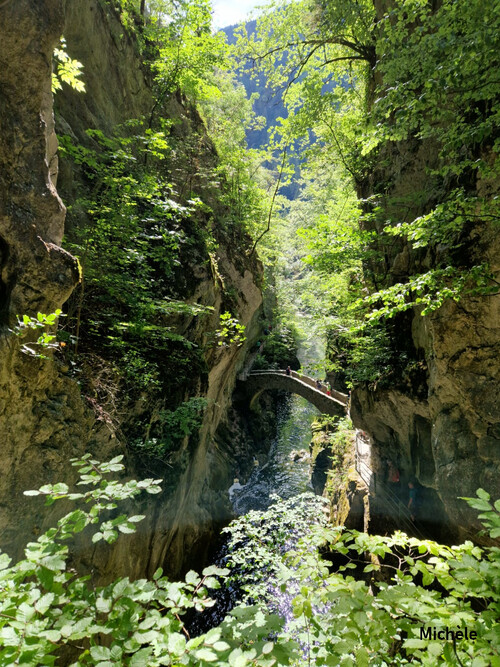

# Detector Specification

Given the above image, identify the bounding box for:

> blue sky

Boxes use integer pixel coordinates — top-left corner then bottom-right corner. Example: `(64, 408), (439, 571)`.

(212, 0), (270, 29)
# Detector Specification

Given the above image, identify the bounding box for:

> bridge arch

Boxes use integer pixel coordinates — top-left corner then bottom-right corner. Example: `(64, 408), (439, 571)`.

(240, 370), (348, 418)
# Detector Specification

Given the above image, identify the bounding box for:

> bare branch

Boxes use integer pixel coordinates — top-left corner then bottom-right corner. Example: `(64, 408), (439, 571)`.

(249, 145), (288, 257)
(320, 116), (358, 182)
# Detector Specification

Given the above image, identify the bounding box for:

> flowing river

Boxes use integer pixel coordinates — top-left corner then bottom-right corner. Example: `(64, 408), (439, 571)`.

(231, 394), (320, 515)
(189, 392), (320, 634)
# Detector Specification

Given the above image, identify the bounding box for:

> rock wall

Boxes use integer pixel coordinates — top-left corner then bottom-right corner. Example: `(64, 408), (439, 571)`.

(351, 272), (500, 543)
(0, 0), (264, 578)
(0, 0), (90, 555)
(348, 33), (500, 542)
(310, 421), (368, 532)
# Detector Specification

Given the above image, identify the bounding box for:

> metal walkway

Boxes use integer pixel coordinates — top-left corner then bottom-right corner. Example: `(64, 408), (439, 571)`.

(355, 443), (426, 539)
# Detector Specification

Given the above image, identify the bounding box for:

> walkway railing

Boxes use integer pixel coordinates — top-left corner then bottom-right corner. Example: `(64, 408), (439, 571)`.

(354, 446), (426, 539)
(356, 457), (372, 489)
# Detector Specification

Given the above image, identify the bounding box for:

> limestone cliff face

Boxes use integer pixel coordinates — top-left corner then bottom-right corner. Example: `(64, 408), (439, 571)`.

(0, 0), (88, 555)
(0, 0), (263, 577)
(349, 108), (500, 541)
(351, 270), (500, 542)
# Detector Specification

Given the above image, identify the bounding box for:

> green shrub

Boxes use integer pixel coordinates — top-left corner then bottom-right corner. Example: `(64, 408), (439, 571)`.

(2, 461), (499, 666)
(256, 327), (299, 370)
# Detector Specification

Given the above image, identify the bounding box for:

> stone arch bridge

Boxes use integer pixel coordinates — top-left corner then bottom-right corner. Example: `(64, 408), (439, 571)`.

(240, 370), (348, 417)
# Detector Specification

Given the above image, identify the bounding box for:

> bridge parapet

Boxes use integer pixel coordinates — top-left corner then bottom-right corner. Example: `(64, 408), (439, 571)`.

(243, 370), (348, 417)
(288, 371), (348, 404)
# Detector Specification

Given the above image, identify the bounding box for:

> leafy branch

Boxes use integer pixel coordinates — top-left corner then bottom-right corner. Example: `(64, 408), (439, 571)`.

(10, 310), (65, 359)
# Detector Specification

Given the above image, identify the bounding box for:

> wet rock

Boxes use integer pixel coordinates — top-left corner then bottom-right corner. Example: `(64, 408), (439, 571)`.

(289, 449), (310, 463)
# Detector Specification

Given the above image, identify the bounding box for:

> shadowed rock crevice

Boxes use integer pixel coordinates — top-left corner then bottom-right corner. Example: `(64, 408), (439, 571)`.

(411, 415), (435, 487)
(0, 235), (11, 324)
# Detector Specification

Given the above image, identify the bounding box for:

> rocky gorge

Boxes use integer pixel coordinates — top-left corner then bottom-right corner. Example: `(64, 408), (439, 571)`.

(0, 0), (266, 581)
(0, 0), (498, 626)
(0, 1), (499, 663)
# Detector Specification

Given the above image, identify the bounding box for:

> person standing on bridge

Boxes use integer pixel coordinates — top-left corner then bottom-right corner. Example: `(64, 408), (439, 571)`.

(286, 366), (291, 376)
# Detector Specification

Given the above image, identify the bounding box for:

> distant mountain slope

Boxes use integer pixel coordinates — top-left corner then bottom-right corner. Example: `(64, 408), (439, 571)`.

(222, 21), (288, 151)
(222, 21), (343, 200)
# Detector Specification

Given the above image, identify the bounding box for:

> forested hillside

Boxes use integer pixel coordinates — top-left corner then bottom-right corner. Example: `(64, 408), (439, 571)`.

(222, 21), (285, 152)
(0, 0), (499, 665)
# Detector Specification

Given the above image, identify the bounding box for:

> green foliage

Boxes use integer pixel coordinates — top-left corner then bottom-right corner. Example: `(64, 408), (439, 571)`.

(223, 490), (500, 666)
(118, 0), (228, 102)
(362, 264), (499, 320)
(264, 163), (393, 386)
(57, 3), (270, 460)
(372, 0), (500, 168)
(315, 416), (356, 501)
(61, 126), (190, 293)
(324, 416), (353, 468)
(326, 321), (397, 389)
(52, 38), (85, 93)
(0, 457), (236, 666)
(3, 462), (500, 666)
(233, 0), (374, 179)
(161, 397), (208, 437)
(214, 312), (247, 348)
(117, 1), (273, 242)
(115, 0), (279, 250)
(252, 327), (298, 370)
(352, 0), (500, 318)
(151, 0), (228, 101)
(199, 70), (270, 236)
(133, 397), (208, 458)
(223, 493), (329, 606)
(235, 0), (499, 385)
(61, 126), (214, 395)
(10, 310), (65, 359)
